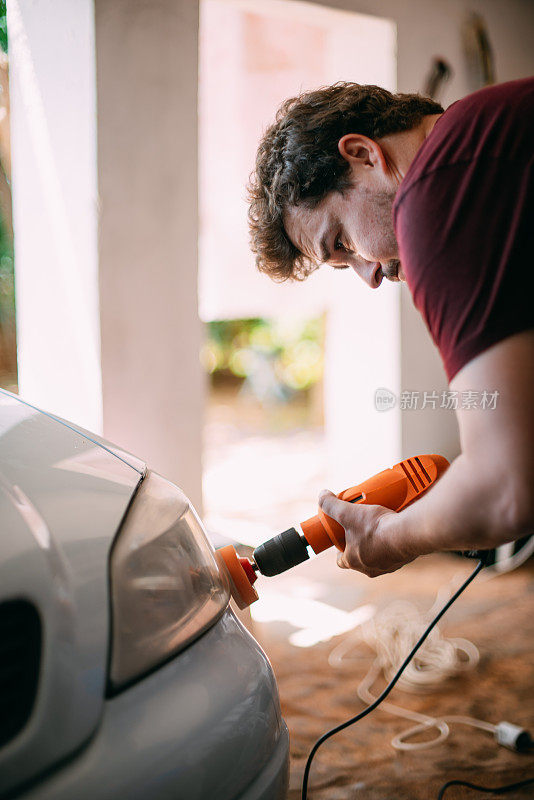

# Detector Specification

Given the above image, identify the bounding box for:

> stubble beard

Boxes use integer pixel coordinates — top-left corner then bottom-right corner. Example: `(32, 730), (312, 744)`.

(381, 258), (402, 280)
(371, 188), (401, 281)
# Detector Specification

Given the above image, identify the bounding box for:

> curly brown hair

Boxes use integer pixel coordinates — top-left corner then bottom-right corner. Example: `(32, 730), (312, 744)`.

(248, 83), (443, 282)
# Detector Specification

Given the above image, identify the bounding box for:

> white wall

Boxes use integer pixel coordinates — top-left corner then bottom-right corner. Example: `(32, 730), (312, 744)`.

(8, 0), (102, 431)
(305, 0), (534, 104)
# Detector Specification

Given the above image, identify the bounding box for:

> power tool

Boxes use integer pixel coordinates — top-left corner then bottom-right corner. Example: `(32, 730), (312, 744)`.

(216, 454), (449, 608)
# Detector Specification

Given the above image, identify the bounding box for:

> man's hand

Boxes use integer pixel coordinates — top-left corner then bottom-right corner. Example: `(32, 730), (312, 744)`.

(318, 490), (417, 577)
(319, 331), (534, 577)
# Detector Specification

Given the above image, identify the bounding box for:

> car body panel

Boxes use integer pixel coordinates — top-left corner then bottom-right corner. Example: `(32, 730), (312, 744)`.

(0, 389), (146, 476)
(1, 390), (289, 799)
(16, 610), (289, 800)
(0, 391), (144, 796)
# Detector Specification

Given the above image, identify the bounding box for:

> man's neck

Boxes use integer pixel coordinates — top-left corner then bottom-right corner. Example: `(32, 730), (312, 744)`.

(378, 113), (443, 186)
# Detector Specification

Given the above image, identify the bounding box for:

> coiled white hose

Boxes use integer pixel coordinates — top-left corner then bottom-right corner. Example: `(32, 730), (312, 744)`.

(328, 595), (495, 751)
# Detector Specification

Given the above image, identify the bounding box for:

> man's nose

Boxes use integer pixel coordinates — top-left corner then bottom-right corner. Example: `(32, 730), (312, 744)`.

(351, 261), (383, 289)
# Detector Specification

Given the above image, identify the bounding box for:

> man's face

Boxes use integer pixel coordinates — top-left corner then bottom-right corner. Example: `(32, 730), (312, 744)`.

(284, 169), (404, 289)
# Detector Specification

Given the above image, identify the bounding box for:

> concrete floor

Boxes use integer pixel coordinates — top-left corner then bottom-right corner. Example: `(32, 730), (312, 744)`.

(242, 552), (534, 799)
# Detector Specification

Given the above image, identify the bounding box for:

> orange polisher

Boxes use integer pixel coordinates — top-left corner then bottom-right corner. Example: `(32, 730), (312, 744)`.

(216, 454), (449, 609)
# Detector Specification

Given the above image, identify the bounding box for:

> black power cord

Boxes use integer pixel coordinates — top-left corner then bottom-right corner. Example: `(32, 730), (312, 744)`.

(302, 560), (486, 800)
(437, 776), (534, 798)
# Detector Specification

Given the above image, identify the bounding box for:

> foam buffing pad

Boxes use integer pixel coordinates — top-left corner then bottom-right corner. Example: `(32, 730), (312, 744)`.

(216, 545), (259, 610)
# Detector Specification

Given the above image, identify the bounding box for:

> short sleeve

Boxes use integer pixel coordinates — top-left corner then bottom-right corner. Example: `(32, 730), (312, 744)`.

(394, 157), (534, 381)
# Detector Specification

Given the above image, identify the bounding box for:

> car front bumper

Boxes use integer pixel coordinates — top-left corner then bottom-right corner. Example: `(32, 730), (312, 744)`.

(16, 609), (289, 800)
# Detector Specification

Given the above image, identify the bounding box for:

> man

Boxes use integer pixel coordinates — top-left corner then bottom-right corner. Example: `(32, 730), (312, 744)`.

(248, 79), (534, 577)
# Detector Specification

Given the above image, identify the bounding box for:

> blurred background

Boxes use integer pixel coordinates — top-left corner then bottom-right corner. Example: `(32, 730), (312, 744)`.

(2, 3), (534, 796)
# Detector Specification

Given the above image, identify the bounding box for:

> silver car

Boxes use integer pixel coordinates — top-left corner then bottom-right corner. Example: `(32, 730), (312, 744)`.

(0, 389), (289, 800)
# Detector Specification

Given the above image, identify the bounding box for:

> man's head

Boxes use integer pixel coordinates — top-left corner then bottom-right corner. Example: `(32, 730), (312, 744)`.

(248, 83), (442, 288)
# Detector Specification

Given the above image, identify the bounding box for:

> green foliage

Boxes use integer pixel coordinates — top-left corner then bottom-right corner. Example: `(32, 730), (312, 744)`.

(0, 210), (15, 383)
(203, 317), (324, 393)
(0, 1), (7, 54)
(0, 215), (14, 322)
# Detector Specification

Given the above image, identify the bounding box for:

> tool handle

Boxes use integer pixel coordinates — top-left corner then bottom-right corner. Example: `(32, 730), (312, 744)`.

(301, 454), (449, 554)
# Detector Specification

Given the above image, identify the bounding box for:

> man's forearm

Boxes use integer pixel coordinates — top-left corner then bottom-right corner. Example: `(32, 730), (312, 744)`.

(322, 335), (534, 576)
(378, 451), (533, 560)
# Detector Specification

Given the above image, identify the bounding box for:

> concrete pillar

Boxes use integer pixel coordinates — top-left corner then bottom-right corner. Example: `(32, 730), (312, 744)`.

(9, 0), (203, 508)
(95, 0), (203, 508)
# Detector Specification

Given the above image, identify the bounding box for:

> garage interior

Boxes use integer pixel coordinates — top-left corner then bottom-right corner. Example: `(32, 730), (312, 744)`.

(2, 0), (534, 798)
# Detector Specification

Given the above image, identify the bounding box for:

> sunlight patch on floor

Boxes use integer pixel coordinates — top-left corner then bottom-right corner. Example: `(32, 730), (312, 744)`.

(250, 579), (375, 648)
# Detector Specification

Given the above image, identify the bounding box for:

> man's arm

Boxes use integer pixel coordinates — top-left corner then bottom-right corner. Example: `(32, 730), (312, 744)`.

(319, 330), (534, 577)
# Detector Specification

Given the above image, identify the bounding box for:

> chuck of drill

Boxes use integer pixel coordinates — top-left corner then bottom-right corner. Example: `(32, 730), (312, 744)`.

(253, 527), (310, 577)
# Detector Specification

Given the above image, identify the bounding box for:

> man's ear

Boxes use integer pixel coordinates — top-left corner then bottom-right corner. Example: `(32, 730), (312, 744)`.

(338, 133), (385, 170)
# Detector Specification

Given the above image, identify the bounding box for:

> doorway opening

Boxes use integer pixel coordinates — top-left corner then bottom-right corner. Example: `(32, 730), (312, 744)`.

(199, 0), (397, 548)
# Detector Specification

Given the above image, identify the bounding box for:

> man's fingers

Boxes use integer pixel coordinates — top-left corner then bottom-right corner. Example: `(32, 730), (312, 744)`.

(318, 489), (354, 526)
(319, 489), (373, 529)
(319, 491), (352, 570)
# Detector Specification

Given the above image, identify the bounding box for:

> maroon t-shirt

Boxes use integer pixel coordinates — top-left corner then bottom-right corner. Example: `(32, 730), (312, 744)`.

(393, 78), (534, 381)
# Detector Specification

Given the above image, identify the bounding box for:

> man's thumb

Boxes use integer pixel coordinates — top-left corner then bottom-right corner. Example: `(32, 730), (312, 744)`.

(318, 489), (351, 525)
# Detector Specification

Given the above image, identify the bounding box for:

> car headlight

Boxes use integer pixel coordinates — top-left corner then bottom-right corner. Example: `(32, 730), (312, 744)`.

(109, 471), (230, 690)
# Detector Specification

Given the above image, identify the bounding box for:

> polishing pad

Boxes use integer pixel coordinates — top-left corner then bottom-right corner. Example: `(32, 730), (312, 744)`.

(216, 545), (259, 610)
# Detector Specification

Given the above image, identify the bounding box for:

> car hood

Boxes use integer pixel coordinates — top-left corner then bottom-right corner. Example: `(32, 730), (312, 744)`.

(0, 390), (145, 795)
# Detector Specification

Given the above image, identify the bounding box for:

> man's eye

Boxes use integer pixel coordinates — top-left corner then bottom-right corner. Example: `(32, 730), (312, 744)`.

(335, 237), (351, 254)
